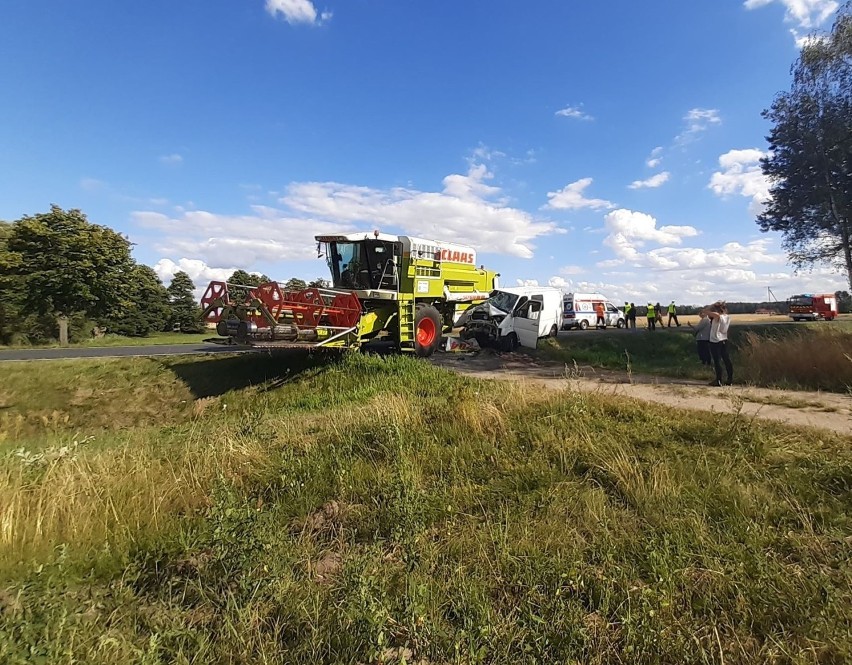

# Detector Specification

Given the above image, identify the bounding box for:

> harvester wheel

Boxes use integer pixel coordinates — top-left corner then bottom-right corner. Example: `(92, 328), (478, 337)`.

(414, 305), (442, 357)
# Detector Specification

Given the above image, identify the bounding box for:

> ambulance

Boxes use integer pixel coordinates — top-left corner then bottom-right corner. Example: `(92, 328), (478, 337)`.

(561, 292), (625, 330)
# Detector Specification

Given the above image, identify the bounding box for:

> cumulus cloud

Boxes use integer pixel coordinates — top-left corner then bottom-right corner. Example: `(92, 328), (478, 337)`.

(603, 209), (698, 258)
(159, 153), (183, 165)
(547, 276), (571, 290)
(628, 171), (670, 190)
(646, 146), (664, 168)
(675, 108), (721, 144)
(282, 164), (561, 258)
(516, 279), (540, 287)
(744, 0), (838, 29)
(136, 165), (562, 278)
(265, 0), (332, 25)
(153, 258), (239, 298)
(708, 148), (771, 214)
(555, 104), (594, 121)
(544, 178), (614, 211)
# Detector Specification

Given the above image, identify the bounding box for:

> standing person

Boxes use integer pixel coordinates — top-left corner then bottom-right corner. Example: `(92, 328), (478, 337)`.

(624, 302), (631, 328)
(689, 309), (712, 366)
(706, 301), (733, 386)
(655, 302), (664, 328)
(629, 302), (637, 330)
(667, 301), (680, 327)
(646, 302), (656, 331)
(595, 301), (606, 329)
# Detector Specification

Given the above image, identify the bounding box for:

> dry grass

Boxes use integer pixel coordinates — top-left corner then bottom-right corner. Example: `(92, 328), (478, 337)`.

(738, 327), (852, 392)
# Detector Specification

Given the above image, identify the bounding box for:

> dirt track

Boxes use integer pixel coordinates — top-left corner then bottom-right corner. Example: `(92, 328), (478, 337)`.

(432, 350), (852, 437)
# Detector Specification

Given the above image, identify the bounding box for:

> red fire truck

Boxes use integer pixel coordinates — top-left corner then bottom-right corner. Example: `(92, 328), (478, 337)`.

(787, 293), (838, 321)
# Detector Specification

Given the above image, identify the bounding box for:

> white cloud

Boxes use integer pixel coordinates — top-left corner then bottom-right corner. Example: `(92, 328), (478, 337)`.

(675, 108), (721, 144)
(708, 148), (771, 215)
(603, 209), (699, 260)
(282, 164), (561, 258)
(153, 258), (238, 298)
(744, 0), (838, 29)
(646, 146), (664, 168)
(159, 154), (183, 165)
(265, 0), (331, 25)
(544, 178), (614, 211)
(628, 171), (670, 190)
(516, 279), (540, 287)
(547, 276), (571, 290)
(80, 178), (106, 191)
(555, 105), (594, 121)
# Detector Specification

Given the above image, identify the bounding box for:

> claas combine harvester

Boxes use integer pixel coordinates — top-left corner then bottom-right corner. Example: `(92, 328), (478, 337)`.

(200, 232), (499, 357)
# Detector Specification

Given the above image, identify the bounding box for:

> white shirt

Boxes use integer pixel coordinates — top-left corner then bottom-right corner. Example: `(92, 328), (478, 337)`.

(710, 314), (730, 343)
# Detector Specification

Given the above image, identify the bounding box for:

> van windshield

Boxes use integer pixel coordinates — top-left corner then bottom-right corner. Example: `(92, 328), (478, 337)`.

(487, 290), (519, 314)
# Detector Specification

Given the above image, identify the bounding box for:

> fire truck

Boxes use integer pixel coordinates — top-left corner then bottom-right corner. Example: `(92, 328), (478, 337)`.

(200, 231), (498, 357)
(787, 293), (838, 321)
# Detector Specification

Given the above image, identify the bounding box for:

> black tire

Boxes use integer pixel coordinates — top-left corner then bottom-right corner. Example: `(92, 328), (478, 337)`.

(549, 325), (558, 338)
(616, 318), (625, 329)
(501, 332), (519, 352)
(414, 304), (442, 357)
(579, 320), (589, 330)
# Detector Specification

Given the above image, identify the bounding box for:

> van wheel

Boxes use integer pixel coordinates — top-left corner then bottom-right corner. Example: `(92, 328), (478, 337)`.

(617, 318), (625, 329)
(579, 320), (589, 330)
(549, 325), (558, 338)
(502, 332), (519, 352)
(414, 305), (442, 357)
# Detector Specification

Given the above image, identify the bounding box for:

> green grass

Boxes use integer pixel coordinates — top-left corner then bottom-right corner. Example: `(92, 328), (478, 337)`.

(543, 322), (852, 392)
(1, 353), (851, 664)
(0, 331), (212, 349)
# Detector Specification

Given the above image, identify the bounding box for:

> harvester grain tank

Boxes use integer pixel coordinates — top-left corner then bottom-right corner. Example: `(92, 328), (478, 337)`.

(200, 232), (499, 357)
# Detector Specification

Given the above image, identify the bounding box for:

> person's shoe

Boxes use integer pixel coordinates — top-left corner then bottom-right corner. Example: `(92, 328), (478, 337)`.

(724, 379), (733, 386)
(708, 380), (722, 387)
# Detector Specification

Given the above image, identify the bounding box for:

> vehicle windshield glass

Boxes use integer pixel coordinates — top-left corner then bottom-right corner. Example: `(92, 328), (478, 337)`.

(326, 240), (400, 290)
(790, 296), (812, 306)
(487, 290), (519, 313)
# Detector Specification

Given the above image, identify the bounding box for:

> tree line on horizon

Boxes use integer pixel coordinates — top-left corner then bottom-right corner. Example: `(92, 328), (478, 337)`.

(0, 206), (328, 345)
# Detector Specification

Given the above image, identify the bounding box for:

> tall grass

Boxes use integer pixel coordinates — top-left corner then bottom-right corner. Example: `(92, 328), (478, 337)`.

(738, 327), (852, 392)
(1, 353), (851, 664)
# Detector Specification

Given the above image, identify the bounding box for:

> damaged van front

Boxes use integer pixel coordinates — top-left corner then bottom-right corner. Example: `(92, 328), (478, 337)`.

(460, 287), (563, 351)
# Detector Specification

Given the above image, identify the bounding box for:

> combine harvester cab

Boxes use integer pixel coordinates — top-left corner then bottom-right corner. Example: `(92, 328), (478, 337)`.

(200, 232), (499, 357)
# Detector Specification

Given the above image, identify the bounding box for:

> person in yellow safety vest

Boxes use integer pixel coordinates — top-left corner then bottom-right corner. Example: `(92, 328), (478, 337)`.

(667, 300), (680, 327)
(646, 302), (656, 331)
(624, 302), (630, 328)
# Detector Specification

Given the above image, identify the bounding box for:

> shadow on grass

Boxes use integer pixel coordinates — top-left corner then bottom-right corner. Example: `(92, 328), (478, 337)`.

(166, 350), (344, 399)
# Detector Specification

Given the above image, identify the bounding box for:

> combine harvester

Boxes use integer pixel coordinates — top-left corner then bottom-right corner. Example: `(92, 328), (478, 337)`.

(200, 231), (499, 357)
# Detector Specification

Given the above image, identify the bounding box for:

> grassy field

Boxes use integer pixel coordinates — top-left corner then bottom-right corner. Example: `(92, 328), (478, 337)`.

(1, 352), (851, 664)
(0, 331), (212, 349)
(544, 320), (852, 392)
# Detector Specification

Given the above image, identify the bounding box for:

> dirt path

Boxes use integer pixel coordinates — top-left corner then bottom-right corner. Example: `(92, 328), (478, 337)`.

(432, 351), (852, 437)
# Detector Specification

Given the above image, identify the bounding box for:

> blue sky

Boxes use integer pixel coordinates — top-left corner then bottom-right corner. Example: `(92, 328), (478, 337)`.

(1, 0), (848, 304)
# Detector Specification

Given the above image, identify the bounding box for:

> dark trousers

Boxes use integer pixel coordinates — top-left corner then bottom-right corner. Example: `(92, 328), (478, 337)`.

(596, 315), (606, 328)
(629, 316), (636, 329)
(667, 314), (679, 327)
(647, 317), (655, 330)
(696, 340), (711, 365)
(710, 340), (733, 384)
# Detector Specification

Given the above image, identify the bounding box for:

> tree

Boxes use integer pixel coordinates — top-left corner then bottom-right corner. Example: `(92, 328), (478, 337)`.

(759, 4), (852, 291)
(103, 265), (171, 336)
(0, 205), (136, 343)
(168, 271), (204, 333)
(284, 277), (308, 291)
(836, 289), (852, 312)
(307, 277), (330, 289)
(225, 269), (270, 302)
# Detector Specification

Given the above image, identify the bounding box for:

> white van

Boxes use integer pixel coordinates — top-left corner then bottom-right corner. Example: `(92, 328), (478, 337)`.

(562, 292), (625, 330)
(461, 286), (563, 350)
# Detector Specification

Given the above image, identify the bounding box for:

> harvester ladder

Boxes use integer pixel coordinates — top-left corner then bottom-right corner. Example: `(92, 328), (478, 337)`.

(397, 294), (416, 351)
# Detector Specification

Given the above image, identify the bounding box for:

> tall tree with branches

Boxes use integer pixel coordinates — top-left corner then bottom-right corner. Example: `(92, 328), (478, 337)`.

(759, 3), (852, 290)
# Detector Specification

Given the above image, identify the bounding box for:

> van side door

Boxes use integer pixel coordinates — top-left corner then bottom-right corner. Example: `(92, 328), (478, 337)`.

(513, 298), (543, 348)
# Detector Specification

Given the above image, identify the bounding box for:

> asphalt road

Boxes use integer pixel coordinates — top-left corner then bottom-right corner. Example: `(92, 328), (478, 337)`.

(0, 343), (252, 361)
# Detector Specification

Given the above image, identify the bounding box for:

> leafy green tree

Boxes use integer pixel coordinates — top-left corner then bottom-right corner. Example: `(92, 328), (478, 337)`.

(0, 205), (135, 343)
(167, 271), (204, 333)
(226, 269), (271, 302)
(307, 277), (330, 289)
(759, 4), (852, 291)
(103, 265), (171, 336)
(284, 277), (308, 291)
(836, 289), (852, 312)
